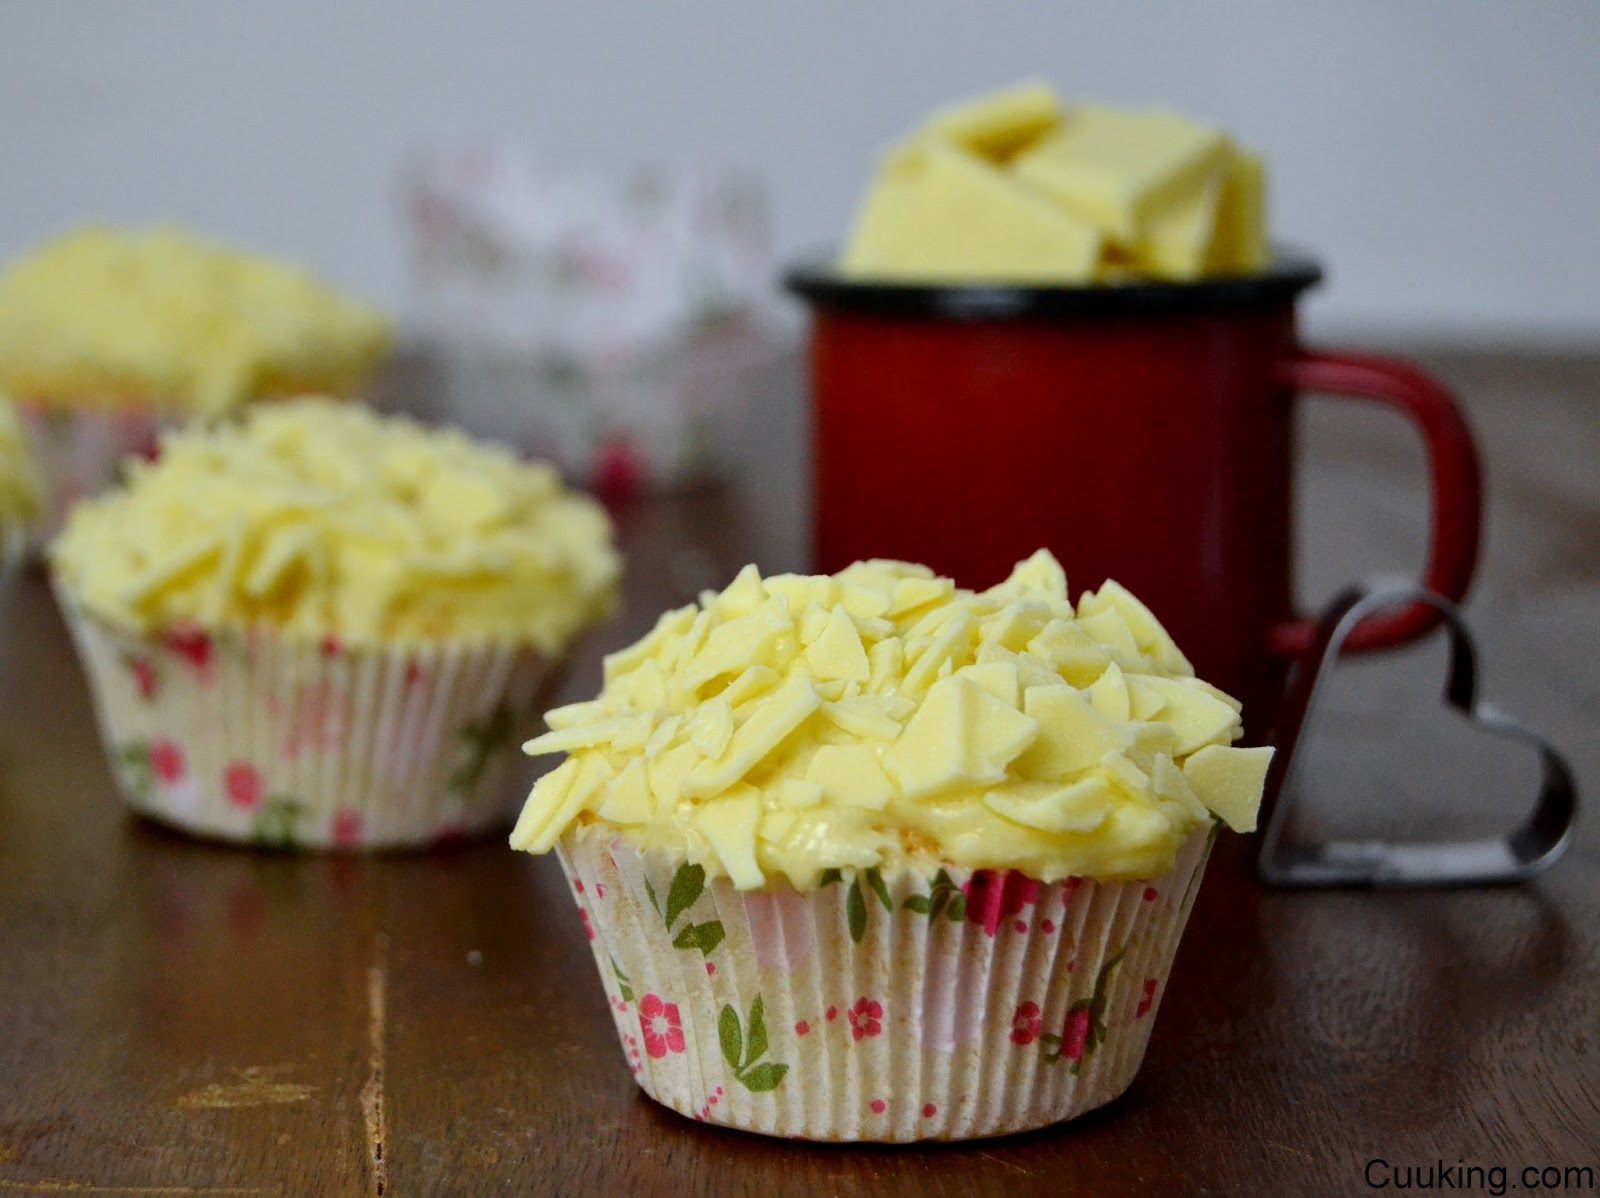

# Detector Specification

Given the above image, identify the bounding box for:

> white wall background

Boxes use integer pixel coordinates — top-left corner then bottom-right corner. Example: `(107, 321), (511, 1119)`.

(3, 1), (1597, 344)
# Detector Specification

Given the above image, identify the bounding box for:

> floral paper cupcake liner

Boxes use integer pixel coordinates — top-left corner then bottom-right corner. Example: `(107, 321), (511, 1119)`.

(58, 586), (555, 850)
(555, 822), (1215, 1141)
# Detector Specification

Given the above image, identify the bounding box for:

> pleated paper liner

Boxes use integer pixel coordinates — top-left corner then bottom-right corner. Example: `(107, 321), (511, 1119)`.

(58, 586), (555, 850)
(557, 822), (1214, 1141)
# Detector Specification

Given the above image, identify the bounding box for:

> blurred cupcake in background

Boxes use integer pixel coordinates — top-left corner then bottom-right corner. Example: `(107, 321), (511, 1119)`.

(403, 149), (784, 494)
(52, 397), (619, 850)
(0, 226), (392, 542)
(0, 395), (40, 585)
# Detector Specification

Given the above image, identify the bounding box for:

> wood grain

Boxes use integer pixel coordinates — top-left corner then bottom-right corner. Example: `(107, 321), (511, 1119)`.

(0, 349), (1595, 1195)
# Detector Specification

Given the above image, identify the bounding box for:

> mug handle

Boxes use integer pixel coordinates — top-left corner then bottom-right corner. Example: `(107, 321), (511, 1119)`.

(1268, 351), (1483, 658)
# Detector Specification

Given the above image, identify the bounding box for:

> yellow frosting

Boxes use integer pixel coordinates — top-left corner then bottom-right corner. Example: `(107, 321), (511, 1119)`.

(512, 551), (1270, 887)
(51, 398), (621, 650)
(0, 395), (40, 546)
(841, 83), (1269, 284)
(0, 227), (391, 415)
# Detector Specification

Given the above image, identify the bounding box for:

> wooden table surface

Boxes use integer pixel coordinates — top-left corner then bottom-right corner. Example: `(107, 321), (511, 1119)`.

(1, 349), (1596, 1196)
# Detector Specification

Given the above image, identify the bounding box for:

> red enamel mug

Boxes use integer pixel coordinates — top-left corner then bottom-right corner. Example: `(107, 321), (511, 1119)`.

(784, 254), (1482, 733)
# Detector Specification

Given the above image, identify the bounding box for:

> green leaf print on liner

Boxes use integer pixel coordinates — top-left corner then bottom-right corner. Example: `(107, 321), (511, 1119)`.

(653, 862), (723, 958)
(864, 868), (892, 913)
(839, 867), (894, 945)
(447, 704), (516, 795)
(846, 879), (867, 944)
(117, 742), (155, 806)
(664, 862), (706, 929)
(902, 868), (965, 923)
(743, 994), (768, 1068)
(719, 1004), (742, 1070)
(611, 957), (634, 1004)
(738, 1063), (789, 1093)
(672, 921), (726, 955)
(718, 994), (789, 1094)
(250, 797), (305, 850)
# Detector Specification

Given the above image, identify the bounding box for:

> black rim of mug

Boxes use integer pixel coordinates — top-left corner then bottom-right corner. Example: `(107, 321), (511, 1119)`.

(782, 244), (1324, 321)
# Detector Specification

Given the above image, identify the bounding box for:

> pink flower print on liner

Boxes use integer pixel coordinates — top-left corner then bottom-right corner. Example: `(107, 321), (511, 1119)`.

(1136, 978), (1158, 1019)
(1010, 1001), (1043, 1046)
(743, 887), (814, 971)
(130, 657), (157, 701)
(962, 870), (1039, 937)
(847, 997), (883, 1042)
(163, 624), (214, 681)
(638, 994), (686, 1059)
(331, 809), (363, 847)
(224, 762), (263, 810)
(580, 909), (595, 941)
(1061, 1006), (1093, 1063)
(149, 738), (186, 785)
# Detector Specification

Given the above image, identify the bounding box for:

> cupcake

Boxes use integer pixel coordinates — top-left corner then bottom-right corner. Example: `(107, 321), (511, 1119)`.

(511, 550), (1270, 1140)
(0, 226), (392, 541)
(0, 394), (39, 581)
(52, 397), (619, 849)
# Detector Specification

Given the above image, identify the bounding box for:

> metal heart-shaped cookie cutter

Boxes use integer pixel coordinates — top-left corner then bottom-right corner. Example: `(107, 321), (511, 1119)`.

(1258, 583), (1578, 888)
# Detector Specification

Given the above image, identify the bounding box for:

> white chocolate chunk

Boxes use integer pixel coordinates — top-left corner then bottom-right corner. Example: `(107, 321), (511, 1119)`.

(983, 776), (1112, 833)
(603, 605), (695, 683)
(698, 785), (764, 887)
(1026, 619), (1112, 686)
(523, 716), (641, 756)
(688, 696), (734, 759)
(777, 778), (824, 809)
(1012, 684), (1132, 779)
(889, 576), (953, 616)
(595, 758), (655, 825)
(807, 744), (895, 811)
(820, 696), (906, 742)
(1089, 661), (1130, 721)
(885, 675), (1039, 796)
(955, 660), (1020, 707)
(805, 604), (871, 681)
(1183, 744), (1272, 831)
(681, 676), (821, 799)
(1080, 579), (1192, 674)
(510, 755), (614, 853)
(1136, 675), (1240, 756)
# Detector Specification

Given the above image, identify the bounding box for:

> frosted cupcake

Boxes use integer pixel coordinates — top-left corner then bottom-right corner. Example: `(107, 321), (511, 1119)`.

(53, 398), (619, 849)
(0, 226), (391, 541)
(511, 550), (1268, 1140)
